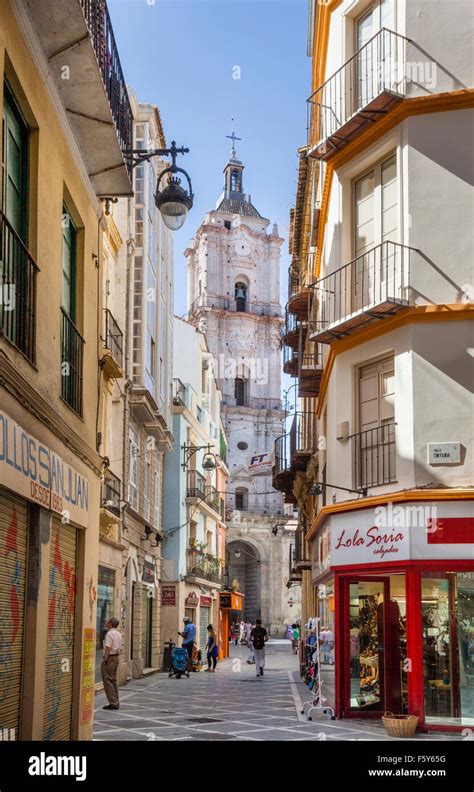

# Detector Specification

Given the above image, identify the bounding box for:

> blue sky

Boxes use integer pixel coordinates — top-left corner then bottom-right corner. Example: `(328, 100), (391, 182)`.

(109, 0), (311, 319)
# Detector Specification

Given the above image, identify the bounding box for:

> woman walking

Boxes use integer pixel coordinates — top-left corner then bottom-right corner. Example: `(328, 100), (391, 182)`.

(205, 624), (219, 672)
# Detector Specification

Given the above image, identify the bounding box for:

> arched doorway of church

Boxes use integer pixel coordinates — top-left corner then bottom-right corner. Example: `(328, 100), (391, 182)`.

(226, 540), (261, 624)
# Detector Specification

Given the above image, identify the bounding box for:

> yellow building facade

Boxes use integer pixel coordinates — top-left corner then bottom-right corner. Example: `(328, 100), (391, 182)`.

(0, 0), (132, 739)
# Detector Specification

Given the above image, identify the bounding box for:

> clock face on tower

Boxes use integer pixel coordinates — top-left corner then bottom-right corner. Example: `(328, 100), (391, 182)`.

(235, 239), (251, 257)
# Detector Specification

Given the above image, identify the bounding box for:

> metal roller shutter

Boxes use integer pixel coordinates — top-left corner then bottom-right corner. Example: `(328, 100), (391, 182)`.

(200, 607), (210, 653)
(43, 518), (77, 740)
(0, 491), (28, 735)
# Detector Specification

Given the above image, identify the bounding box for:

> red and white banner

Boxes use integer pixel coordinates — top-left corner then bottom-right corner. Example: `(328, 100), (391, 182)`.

(248, 452), (273, 477)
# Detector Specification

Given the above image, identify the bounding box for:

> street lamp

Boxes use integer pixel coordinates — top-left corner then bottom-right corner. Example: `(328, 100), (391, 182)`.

(125, 140), (194, 231)
(181, 443), (218, 471)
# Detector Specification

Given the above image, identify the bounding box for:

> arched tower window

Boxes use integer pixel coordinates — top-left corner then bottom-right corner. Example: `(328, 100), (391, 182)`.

(230, 169), (241, 192)
(235, 281), (247, 312)
(234, 377), (247, 406)
(235, 487), (248, 511)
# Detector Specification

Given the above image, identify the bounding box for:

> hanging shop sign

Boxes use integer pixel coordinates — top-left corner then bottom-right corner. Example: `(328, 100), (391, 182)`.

(219, 591), (243, 610)
(142, 556), (155, 585)
(248, 452), (273, 476)
(161, 585), (176, 606)
(200, 595), (212, 607)
(185, 591), (199, 608)
(0, 410), (89, 527)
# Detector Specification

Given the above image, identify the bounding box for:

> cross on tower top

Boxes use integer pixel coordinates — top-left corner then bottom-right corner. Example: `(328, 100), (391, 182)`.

(226, 123), (242, 158)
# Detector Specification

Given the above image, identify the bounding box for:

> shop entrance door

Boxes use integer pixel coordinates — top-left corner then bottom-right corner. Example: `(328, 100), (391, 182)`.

(343, 575), (406, 717)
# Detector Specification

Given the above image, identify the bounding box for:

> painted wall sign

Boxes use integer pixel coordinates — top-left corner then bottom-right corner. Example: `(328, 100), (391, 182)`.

(161, 585), (176, 606)
(80, 628), (95, 725)
(200, 595), (212, 607)
(428, 442), (461, 464)
(0, 411), (89, 527)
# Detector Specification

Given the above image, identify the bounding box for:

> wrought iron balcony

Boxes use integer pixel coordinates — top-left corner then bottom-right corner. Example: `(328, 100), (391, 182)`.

(288, 544), (302, 585)
(60, 308), (84, 416)
(187, 548), (223, 584)
(0, 212), (39, 363)
(101, 469), (121, 516)
(298, 349), (323, 399)
(350, 422), (397, 489)
(27, 0), (133, 196)
(225, 492), (285, 518)
(172, 377), (188, 407)
(273, 413), (314, 503)
(188, 294), (282, 318)
(221, 395), (282, 411)
(186, 470), (206, 500)
(287, 265), (311, 320)
(282, 342), (299, 377)
(281, 308), (306, 350)
(205, 485), (222, 517)
(309, 241), (413, 343)
(307, 29), (410, 160)
(294, 522), (311, 570)
(102, 308), (123, 376)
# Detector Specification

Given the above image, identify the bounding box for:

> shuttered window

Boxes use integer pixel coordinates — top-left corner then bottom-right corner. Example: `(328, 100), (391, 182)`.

(43, 518), (77, 740)
(0, 491), (28, 736)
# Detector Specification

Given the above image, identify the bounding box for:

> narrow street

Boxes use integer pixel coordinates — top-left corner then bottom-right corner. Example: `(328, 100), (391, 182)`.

(93, 641), (461, 742)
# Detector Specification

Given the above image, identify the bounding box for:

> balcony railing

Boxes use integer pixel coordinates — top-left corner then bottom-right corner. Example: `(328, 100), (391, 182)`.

(274, 413), (314, 478)
(101, 469), (121, 516)
(288, 266), (300, 301)
(188, 294), (282, 318)
(172, 377), (188, 407)
(186, 470), (206, 500)
(0, 212), (39, 363)
(205, 485), (221, 515)
(309, 241), (413, 343)
(222, 395), (282, 411)
(307, 29), (409, 158)
(105, 308), (123, 368)
(288, 265), (312, 319)
(350, 422), (397, 489)
(60, 308), (84, 416)
(80, 0), (133, 176)
(225, 492), (285, 517)
(187, 548), (223, 584)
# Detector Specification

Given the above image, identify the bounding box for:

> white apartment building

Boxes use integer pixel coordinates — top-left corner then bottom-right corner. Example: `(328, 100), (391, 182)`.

(162, 317), (229, 655)
(108, 91), (175, 683)
(279, 0), (474, 732)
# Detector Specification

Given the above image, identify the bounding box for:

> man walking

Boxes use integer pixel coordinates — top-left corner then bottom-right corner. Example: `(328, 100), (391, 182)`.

(102, 617), (122, 710)
(250, 619), (268, 677)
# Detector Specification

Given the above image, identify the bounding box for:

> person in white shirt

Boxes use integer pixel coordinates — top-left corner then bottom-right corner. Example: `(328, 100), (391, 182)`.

(102, 617), (122, 710)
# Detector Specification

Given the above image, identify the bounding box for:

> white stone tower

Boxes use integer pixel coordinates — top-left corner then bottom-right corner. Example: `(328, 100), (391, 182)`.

(185, 137), (297, 635)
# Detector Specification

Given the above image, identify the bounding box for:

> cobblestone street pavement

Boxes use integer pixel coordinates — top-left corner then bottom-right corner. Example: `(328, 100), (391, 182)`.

(93, 641), (462, 742)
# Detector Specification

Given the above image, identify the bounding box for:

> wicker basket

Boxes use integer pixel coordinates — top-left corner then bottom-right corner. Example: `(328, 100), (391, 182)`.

(382, 711), (419, 737)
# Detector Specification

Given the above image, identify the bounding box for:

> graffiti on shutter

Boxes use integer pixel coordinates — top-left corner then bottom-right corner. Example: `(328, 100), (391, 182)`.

(0, 492), (28, 734)
(43, 519), (77, 740)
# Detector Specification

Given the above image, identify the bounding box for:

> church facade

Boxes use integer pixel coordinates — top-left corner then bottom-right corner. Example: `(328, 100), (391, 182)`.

(185, 140), (300, 635)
